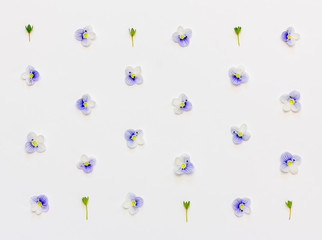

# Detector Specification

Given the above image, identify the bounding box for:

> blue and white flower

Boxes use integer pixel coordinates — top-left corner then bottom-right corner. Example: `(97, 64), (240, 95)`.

(232, 198), (251, 217)
(172, 26), (192, 47)
(280, 90), (301, 112)
(21, 66), (40, 86)
(124, 129), (144, 148)
(231, 124), (250, 144)
(75, 26), (96, 47)
(31, 194), (49, 215)
(25, 132), (46, 153)
(281, 27), (300, 47)
(175, 154), (194, 175)
(125, 66), (143, 86)
(77, 154), (96, 173)
(76, 94), (96, 115)
(280, 152), (301, 174)
(228, 66), (248, 86)
(172, 94), (192, 114)
(122, 193), (144, 215)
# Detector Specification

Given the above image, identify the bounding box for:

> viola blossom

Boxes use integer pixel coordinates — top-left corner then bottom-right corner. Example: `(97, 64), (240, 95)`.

(31, 195), (49, 215)
(232, 198), (251, 217)
(25, 132), (46, 153)
(231, 124), (251, 144)
(172, 94), (192, 114)
(21, 66), (39, 86)
(122, 193), (144, 215)
(175, 154), (194, 175)
(124, 129), (144, 148)
(172, 26), (192, 47)
(280, 152), (301, 174)
(281, 27), (300, 47)
(77, 154), (96, 173)
(75, 26), (96, 47)
(125, 66), (143, 86)
(76, 94), (96, 115)
(280, 90), (301, 112)
(228, 66), (248, 86)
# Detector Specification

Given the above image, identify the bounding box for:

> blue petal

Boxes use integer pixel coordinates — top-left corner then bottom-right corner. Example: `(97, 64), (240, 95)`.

(135, 197), (144, 208)
(289, 91), (300, 101)
(124, 129), (135, 141)
(178, 38), (190, 47)
(281, 152), (292, 163)
(125, 75), (135, 86)
(75, 29), (85, 41)
(182, 101), (192, 111)
(232, 134), (242, 144)
(32, 70), (39, 81)
(281, 31), (289, 41)
(25, 142), (36, 153)
(76, 99), (85, 110)
(83, 164), (93, 173)
(38, 195), (48, 205)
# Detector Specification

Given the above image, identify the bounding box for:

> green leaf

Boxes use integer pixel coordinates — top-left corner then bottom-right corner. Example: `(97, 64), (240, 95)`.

(183, 201), (190, 209)
(82, 196), (89, 205)
(285, 200), (292, 208)
(25, 24), (33, 33)
(129, 28), (136, 37)
(234, 26), (241, 35)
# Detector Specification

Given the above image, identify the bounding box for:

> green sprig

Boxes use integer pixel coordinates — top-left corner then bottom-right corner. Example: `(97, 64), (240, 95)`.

(285, 200), (292, 220)
(25, 24), (33, 42)
(129, 28), (136, 47)
(234, 26), (242, 46)
(82, 196), (89, 220)
(183, 201), (190, 222)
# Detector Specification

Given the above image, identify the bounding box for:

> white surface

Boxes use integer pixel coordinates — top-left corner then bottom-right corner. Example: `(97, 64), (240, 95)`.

(0, 0), (321, 239)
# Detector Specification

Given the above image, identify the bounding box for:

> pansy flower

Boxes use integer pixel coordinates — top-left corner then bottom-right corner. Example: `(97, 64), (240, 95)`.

(232, 198), (251, 217)
(172, 26), (192, 47)
(75, 26), (96, 47)
(280, 90), (301, 112)
(124, 129), (144, 148)
(25, 132), (46, 153)
(281, 27), (300, 47)
(21, 66), (39, 86)
(231, 124), (251, 144)
(31, 195), (49, 214)
(122, 193), (144, 215)
(125, 66), (143, 86)
(77, 154), (96, 173)
(76, 94), (96, 115)
(228, 66), (248, 86)
(172, 94), (192, 114)
(280, 152), (301, 174)
(175, 154), (194, 175)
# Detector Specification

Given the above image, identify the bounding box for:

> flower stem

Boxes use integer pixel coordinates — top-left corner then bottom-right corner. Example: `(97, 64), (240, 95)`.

(131, 37), (134, 47)
(289, 209), (291, 220)
(29, 33), (30, 42)
(86, 205), (88, 220)
(237, 35), (240, 46)
(186, 209), (188, 222)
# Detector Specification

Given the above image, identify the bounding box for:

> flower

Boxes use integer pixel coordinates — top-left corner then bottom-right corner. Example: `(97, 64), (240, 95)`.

(231, 124), (251, 144)
(172, 94), (192, 114)
(122, 193), (144, 215)
(31, 195), (49, 214)
(172, 26), (192, 47)
(25, 132), (46, 153)
(125, 66), (143, 86)
(280, 152), (301, 174)
(228, 66), (248, 86)
(232, 198), (251, 217)
(175, 154), (194, 175)
(281, 27), (300, 47)
(75, 26), (96, 47)
(280, 90), (301, 112)
(124, 129), (144, 148)
(76, 94), (96, 115)
(21, 66), (40, 86)
(77, 155), (96, 173)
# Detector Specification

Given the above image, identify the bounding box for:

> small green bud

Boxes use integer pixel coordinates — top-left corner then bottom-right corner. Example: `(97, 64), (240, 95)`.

(82, 196), (89, 205)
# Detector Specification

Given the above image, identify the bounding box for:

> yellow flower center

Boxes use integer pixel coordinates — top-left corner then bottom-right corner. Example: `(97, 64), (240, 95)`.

(287, 34), (291, 39)
(29, 73), (34, 78)
(131, 73), (136, 79)
(288, 99), (294, 104)
(37, 201), (42, 207)
(83, 102), (88, 108)
(235, 73), (241, 78)
(32, 140), (38, 146)
(237, 132), (243, 137)
(131, 200), (136, 206)
(131, 135), (137, 140)
(84, 161), (89, 166)
(287, 160), (293, 166)
(83, 32), (88, 38)
(239, 203), (244, 210)
(179, 34), (185, 39)
(181, 163), (186, 169)
(180, 102), (185, 107)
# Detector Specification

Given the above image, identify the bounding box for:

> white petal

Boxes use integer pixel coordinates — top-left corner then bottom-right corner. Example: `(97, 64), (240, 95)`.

(122, 200), (131, 209)
(172, 98), (181, 107)
(175, 156), (184, 166)
(129, 206), (138, 215)
(239, 124), (247, 134)
(21, 72), (29, 80)
(280, 94), (289, 104)
(125, 66), (134, 75)
(31, 202), (39, 211)
(35, 135), (44, 144)
(37, 143), (46, 153)
(283, 104), (291, 112)
(81, 38), (91, 47)
(243, 206), (251, 214)
(290, 166), (299, 174)
(292, 33), (300, 40)
(287, 27), (295, 34)
(81, 154), (88, 162)
(88, 100), (96, 108)
(136, 136), (144, 145)
(88, 32), (96, 40)
(177, 26), (184, 34)
(134, 66), (142, 74)
(174, 107), (183, 115)
(27, 132), (37, 141)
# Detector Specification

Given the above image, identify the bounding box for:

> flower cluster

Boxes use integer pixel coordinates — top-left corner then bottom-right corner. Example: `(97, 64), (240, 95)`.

(122, 193), (144, 215)
(21, 66), (40, 86)
(172, 94), (192, 114)
(25, 132), (46, 153)
(231, 124), (251, 144)
(280, 152), (301, 174)
(174, 154), (194, 175)
(280, 90), (301, 112)
(77, 155), (96, 173)
(31, 195), (49, 214)
(232, 197), (251, 217)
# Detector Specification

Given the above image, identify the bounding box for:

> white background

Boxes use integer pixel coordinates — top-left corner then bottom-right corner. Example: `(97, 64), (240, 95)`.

(0, 0), (321, 239)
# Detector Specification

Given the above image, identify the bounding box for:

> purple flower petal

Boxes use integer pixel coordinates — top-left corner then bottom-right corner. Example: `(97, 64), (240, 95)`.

(289, 91), (300, 101)
(134, 197), (144, 208)
(232, 134), (242, 144)
(25, 142), (36, 153)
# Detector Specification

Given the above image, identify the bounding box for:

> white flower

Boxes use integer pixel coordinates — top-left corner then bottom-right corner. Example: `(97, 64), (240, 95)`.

(280, 90), (301, 112)
(74, 26), (96, 47)
(231, 124), (251, 144)
(25, 132), (46, 153)
(21, 66), (40, 86)
(122, 193), (144, 215)
(174, 154), (194, 175)
(172, 94), (192, 114)
(124, 129), (144, 148)
(125, 66), (143, 86)
(76, 94), (96, 115)
(281, 27), (300, 47)
(31, 195), (49, 215)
